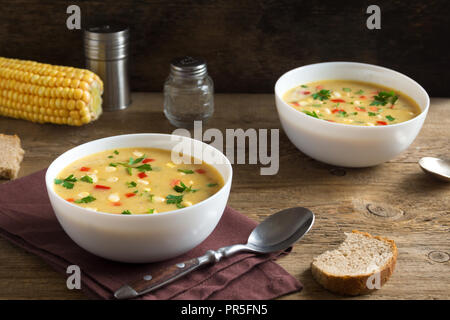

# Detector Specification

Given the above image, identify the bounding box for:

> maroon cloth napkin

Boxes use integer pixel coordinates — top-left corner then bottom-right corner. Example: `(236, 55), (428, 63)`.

(0, 169), (302, 300)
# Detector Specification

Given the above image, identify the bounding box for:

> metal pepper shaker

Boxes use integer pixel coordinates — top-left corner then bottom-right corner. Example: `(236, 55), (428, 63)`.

(84, 25), (131, 110)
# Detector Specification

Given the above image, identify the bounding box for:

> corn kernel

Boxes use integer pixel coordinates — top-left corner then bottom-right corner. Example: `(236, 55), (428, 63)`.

(73, 88), (83, 100)
(67, 100), (76, 110)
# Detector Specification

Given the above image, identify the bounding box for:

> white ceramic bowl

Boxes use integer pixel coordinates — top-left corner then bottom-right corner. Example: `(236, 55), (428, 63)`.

(46, 133), (232, 263)
(275, 62), (430, 167)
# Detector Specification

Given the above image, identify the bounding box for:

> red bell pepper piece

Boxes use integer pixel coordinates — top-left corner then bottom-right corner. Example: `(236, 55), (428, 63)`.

(302, 91), (310, 95)
(331, 99), (346, 103)
(125, 193), (136, 198)
(80, 167), (90, 172)
(138, 172), (147, 179)
(195, 169), (206, 174)
(376, 121), (387, 125)
(142, 158), (155, 163)
(66, 198), (74, 202)
(95, 184), (111, 190)
(355, 107), (366, 112)
(170, 179), (180, 187)
(112, 202), (122, 206)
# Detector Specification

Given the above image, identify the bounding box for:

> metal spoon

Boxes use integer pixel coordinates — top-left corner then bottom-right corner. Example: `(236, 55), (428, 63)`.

(114, 207), (315, 299)
(419, 157), (450, 182)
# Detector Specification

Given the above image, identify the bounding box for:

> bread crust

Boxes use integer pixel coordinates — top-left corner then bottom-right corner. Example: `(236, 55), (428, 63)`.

(0, 134), (25, 179)
(311, 230), (398, 296)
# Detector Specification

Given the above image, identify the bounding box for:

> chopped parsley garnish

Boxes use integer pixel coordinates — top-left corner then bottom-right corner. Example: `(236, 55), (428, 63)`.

(351, 112), (358, 115)
(62, 181), (75, 189)
(64, 174), (77, 182)
(113, 150), (119, 155)
(356, 89), (364, 94)
(177, 169), (194, 174)
(312, 89), (331, 101)
(301, 85), (308, 88)
(368, 112), (378, 116)
(166, 194), (184, 208)
(133, 190), (138, 194)
(126, 181), (137, 188)
(303, 110), (319, 118)
(54, 174), (77, 189)
(136, 164), (152, 172)
(128, 156), (146, 165)
(173, 181), (198, 193)
(74, 195), (96, 204)
(148, 209), (155, 214)
(110, 161), (152, 173)
(108, 155), (113, 158)
(80, 175), (93, 184)
(342, 88), (351, 92)
(173, 184), (185, 193)
(134, 157), (145, 164)
(370, 91), (398, 106)
(386, 115), (396, 121)
(121, 210), (132, 215)
(337, 110), (348, 117)
(207, 183), (218, 187)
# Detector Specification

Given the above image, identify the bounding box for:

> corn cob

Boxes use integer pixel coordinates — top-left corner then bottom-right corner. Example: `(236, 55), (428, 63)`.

(0, 57), (103, 126)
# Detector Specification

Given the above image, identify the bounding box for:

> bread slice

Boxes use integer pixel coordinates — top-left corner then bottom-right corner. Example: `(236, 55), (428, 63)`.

(0, 134), (25, 179)
(311, 230), (397, 296)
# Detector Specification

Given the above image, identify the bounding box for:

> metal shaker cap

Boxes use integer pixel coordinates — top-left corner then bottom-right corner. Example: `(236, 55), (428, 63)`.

(84, 25), (129, 60)
(170, 56), (207, 78)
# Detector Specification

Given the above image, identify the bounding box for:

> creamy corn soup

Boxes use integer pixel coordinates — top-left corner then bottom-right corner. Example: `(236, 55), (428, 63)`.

(283, 80), (421, 126)
(53, 148), (224, 214)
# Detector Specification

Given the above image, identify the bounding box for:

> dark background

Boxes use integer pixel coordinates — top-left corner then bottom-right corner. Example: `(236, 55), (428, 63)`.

(0, 0), (448, 95)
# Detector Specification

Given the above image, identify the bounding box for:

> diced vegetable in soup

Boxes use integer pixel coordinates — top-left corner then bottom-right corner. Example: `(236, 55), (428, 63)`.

(283, 80), (421, 126)
(53, 148), (224, 215)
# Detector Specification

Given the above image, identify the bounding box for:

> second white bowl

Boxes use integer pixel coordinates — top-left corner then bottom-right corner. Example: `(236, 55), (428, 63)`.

(275, 62), (430, 167)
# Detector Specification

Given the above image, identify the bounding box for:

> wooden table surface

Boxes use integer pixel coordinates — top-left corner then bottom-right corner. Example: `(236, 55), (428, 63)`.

(0, 93), (449, 300)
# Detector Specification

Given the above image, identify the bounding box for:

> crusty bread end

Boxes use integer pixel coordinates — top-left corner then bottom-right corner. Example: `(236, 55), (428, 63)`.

(0, 134), (25, 179)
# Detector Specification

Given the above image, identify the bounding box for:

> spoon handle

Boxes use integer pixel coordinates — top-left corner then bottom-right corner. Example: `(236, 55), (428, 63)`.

(114, 244), (248, 299)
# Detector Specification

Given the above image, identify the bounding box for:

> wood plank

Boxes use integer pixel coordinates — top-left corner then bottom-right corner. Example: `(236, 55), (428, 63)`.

(0, 94), (449, 299)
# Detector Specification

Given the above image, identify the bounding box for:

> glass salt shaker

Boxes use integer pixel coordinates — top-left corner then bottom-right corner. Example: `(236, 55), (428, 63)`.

(164, 56), (214, 128)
